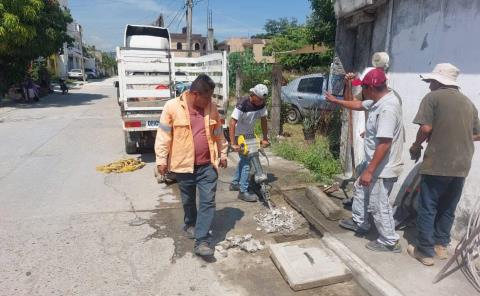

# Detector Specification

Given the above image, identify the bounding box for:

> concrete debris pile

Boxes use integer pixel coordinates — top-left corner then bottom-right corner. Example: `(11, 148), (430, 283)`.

(96, 158), (145, 173)
(216, 234), (265, 257)
(254, 207), (297, 233)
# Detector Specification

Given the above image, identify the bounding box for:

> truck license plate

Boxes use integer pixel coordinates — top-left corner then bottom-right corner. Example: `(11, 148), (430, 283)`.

(146, 120), (160, 128)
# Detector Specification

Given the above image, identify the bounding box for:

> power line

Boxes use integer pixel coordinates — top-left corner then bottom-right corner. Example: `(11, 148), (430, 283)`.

(167, 4), (186, 28)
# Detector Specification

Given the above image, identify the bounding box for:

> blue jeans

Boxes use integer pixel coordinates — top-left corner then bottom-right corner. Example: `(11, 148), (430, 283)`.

(231, 154), (251, 193)
(417, 175), (465, 257)
(175, 164), (218, 245)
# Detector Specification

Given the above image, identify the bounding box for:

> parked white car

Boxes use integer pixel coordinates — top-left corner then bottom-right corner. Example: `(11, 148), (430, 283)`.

(67, 69), (85, 80)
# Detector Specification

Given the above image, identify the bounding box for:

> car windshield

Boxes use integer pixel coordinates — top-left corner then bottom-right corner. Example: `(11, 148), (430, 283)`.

(71, 69), (81, 73)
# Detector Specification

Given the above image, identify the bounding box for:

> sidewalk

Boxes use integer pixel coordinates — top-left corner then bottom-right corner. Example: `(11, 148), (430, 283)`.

(271, 163), (479, 296)
(255, 141), (478, 295)
(314, 198), (478, 296)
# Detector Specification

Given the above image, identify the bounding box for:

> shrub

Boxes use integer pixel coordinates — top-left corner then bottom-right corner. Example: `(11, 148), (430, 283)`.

(272, 137), (340, 183)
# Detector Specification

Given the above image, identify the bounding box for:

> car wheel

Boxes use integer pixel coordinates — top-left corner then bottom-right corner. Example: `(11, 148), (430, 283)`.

(286, 106), (302, 124)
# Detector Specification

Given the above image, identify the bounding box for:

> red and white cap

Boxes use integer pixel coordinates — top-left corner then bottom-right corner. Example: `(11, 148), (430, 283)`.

(352, 68), (387, 87)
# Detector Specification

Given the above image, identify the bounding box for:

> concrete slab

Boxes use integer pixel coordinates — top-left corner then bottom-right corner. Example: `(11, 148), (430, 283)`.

(269, 238), (352, 291)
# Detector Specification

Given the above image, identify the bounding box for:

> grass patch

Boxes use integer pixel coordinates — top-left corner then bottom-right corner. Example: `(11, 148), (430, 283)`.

(272, 125), (341, 183)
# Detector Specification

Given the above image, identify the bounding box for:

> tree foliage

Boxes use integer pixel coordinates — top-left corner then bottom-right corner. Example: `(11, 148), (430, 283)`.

(101, 52), (117, 76)
(0, 0), (73, 94)
(228, 48), (272, 95)
(307, 0), (336, 47)
(252, 17), (299, 39)
(263, 21), (332, 71)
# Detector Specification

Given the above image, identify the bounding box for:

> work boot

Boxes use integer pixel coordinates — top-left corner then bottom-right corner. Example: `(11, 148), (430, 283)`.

(229, 183), (240, 191)
(183, 225), (195, 239)
(407, 244), (434, 266)
(238, 191), (257, 202)
(339, 218), (369, 235)
(194, 242), (214, 257)
(366, 240), (402, 253)
(434, 245), (448, 260)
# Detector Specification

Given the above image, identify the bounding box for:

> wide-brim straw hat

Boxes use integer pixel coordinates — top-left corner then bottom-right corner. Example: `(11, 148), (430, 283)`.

(420, 63), (460, 87)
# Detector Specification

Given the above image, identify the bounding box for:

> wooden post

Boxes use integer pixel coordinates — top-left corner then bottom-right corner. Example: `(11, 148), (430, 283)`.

(271, 64), (283, 137)
(235, 68), (243, 100)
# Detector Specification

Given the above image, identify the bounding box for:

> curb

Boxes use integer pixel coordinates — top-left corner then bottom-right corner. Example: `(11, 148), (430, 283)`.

(322, 233), (404, 296)
(280, 188), (404, 296)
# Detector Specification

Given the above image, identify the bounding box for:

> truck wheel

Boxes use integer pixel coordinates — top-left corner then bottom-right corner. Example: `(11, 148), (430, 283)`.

(124, 131), (138, 154)
(287, 106), (302, 124)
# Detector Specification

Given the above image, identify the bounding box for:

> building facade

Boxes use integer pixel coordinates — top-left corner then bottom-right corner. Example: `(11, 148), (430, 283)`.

(170, 27), (207, 58)
(334, 0), (480, 238)
(217, 38), (274, 63)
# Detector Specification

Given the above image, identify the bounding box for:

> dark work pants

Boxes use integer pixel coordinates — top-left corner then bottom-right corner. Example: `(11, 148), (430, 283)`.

(416, 175), (465, 257)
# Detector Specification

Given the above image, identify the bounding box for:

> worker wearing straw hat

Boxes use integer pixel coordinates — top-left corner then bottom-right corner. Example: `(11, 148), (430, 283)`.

(408, 63), (480, 266)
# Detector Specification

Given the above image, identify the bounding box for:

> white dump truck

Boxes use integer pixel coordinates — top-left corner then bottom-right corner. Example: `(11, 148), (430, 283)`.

(115, 25), (229, 153)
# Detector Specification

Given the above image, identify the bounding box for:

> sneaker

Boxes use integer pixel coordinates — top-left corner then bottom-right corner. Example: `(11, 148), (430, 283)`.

(338, 218), (369, 235)
(238, 191), (257, 202)
(183, 225), (195, 239)
(194, 242), (214, 256)
(229, 183), (240, 191)
(366, 240), (402, 253)
(434, 245), (448, 260)
(407, 244), (434, 266)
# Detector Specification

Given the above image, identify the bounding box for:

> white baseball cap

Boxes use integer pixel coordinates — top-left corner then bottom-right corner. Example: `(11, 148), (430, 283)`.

(250, 84), (268, 98)
(372, 52), (390, 69)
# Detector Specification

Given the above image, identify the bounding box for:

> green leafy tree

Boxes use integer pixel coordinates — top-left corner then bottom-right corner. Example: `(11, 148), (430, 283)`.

(228, 48), (272, 94)
(307, 0), (336, 46)
(101, 52), (117, 76)
(252, 17), (299, 39)
(0, 0), (73, 94)
(264, 24), (332, 70)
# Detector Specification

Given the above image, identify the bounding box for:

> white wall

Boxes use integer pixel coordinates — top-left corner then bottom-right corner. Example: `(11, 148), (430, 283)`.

(385, 0), (480, 237)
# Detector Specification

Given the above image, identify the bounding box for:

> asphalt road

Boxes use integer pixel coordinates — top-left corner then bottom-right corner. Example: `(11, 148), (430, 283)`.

(0, 79), (365, 296)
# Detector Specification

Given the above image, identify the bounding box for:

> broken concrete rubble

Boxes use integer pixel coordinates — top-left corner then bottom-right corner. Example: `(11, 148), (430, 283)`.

(216, 234), (265, 257)
(254, 207), (297, 233)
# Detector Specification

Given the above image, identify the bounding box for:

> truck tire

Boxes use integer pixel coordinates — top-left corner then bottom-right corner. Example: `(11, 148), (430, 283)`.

(124, 131), (138, 154)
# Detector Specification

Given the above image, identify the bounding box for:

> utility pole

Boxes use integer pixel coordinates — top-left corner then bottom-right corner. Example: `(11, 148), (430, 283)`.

(207, 9), (214, 52)
(271, 64), (283, 137)
(186, 0), (193, 56)
(78, 23), (86, 82)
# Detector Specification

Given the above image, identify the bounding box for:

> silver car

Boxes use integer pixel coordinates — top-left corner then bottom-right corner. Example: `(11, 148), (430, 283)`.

(281, 73), (336, 124)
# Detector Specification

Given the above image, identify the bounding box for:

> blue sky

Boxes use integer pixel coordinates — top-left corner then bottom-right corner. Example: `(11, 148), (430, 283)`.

(68, 0), (312, 51)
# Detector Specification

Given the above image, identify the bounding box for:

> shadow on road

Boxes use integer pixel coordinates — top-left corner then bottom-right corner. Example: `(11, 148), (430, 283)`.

(212, 207), (245, 244)
(1, 92), (107, 109)
(139, 152), (156, 163)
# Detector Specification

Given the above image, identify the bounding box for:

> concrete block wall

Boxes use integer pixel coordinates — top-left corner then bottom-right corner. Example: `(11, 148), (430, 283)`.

(336, 0), (480, 238)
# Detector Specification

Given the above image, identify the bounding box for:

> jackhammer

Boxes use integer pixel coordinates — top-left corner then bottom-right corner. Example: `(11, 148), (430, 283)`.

(237, 134), (274, 209)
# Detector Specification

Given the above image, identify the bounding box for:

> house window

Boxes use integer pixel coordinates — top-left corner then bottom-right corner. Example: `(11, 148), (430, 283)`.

(297, 77), (323, 94)
(195, 43), (200, 50)
(203, 44), (206, 50)
(177, 42), (182, 50)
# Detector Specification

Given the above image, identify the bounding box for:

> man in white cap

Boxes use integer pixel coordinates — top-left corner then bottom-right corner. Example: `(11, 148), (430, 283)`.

(408, 63), (480, 266)
(229, 84), (270, 202)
